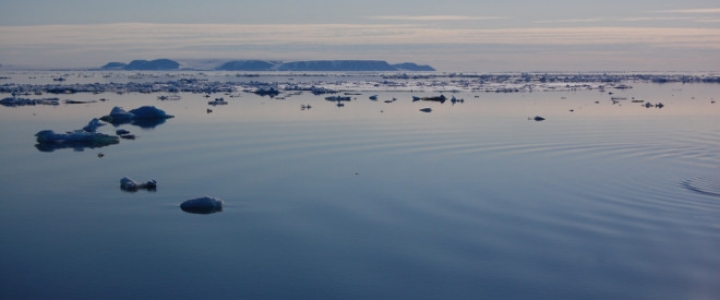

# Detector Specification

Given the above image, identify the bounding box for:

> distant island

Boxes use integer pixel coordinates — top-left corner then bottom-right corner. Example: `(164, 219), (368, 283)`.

(100, 59), (435, 72)
(100, 59), (180, 71)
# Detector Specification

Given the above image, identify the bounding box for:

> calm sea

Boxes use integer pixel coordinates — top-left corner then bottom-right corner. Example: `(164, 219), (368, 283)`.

(1, 74), (718, 299)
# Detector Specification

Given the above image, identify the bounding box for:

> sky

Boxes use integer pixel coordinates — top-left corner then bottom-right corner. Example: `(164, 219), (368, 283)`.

(0, 0), (718, 71)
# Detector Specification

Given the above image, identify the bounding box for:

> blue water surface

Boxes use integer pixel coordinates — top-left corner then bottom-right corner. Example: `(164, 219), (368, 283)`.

(0, 79), (718, 299)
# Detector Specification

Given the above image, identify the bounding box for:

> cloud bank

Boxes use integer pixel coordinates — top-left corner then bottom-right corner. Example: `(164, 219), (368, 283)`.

(2, 23), (718, 48)
(654, 8), (720, 14)
(0, 22), (718, 71)
(370, 15), (506, 21)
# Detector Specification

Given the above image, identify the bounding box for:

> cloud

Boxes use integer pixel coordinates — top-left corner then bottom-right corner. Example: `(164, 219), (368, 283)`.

(653, 8), (720, 14)
(1, 23), (719, 50)
(616, 17), (694, 22)
(535, 18), (604, 24)
(536, 16), (707, 24)
(369, 15), (506, 21)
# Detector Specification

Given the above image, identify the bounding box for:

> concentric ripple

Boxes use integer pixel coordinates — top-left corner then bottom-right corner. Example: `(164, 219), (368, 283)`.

(683, 175), (720, 197)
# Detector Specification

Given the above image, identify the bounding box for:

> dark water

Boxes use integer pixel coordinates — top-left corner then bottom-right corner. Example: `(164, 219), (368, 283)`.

(0, 80), (718, 299)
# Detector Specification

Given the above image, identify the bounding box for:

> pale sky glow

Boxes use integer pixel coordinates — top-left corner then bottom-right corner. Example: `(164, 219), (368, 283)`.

(0, 1), (718, 71)
(369, 15), (506, 21)
(4, 24), (718, 49)
(654, 8), (720, 13)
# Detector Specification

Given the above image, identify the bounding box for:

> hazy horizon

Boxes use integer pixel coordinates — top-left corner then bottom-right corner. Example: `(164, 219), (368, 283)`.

(0, 1), (718, 72)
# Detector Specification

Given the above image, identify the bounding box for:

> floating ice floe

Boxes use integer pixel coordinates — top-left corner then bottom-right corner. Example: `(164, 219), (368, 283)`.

(157, 94), (181, 101)
(450, 96), (464, 104)
(0, 97), (59, 107)
(325, 96), (351, 101)
(115, 129), (135, 139)
(419, 108), (432, 113)
(35, 117), (121, 152)
(643, 102), (665, 109)
(36, 130), (119, 146)
(421, 95), (447, 103)
(64, 99), (98, 104)
(100, 106), (174, 128)
(120, 177), (157, 192)
(208, 97), (228, 105)
(253, 86), (280, 97)
(180, 196), (224, 214)
(103, 106), (134, 122)
(116, 129), (131, 135)
(82, 118), (104, 132)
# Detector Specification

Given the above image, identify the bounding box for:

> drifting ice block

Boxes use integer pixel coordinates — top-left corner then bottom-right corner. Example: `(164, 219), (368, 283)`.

(35, 130), (119, 146)
(101, 106), (174, 122)
(180, 196), (224, 214)
(120, 177), (157, 192)
(82, 118), (104, 132)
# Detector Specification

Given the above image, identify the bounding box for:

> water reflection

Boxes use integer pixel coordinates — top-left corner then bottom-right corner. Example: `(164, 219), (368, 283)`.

(105, 117), (169, 129)
(34, 141), (117, 152)
(2, 75), (720, 300)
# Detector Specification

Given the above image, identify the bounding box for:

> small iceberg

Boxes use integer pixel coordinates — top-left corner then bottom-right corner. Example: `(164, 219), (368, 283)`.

(421, 95), (447, 104)
(115, 129), (135, 139)
(100, 106), (174, 129)
(450, 96), (464, 104)
(116, 129), (131, 135)
(180, 196), (224, 214)
(36, 130), (119, 146)
(129, 106), (174, 119)
(0, 97), (60, 107)
(64, 99), (98, 105)
(419, 108), (432, 113)
(254, 86), (280, 97)
(82, 118), (104, 132)
(157, 94), (181, 101)
(532, 116), (545, 121)
(208, 97), (228, 106)
(120, 177), (157, 192)
(35, 119), (120, 152)
(100, 106), (174, 122)
(325, 96), (351, 101)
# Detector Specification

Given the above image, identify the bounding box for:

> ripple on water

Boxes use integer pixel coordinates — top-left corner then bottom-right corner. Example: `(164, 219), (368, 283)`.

(683, 175), (720, 197)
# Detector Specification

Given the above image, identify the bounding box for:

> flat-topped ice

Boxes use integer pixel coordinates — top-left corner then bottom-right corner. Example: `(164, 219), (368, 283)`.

(35, 130), (119, 146)
(180, 196), (224, 215)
